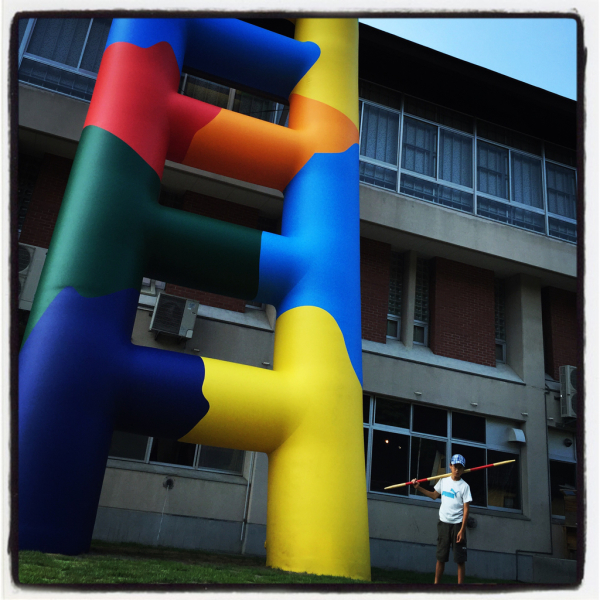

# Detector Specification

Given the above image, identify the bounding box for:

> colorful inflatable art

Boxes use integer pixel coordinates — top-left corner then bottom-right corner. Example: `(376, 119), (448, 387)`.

(19, 18), (370, 580)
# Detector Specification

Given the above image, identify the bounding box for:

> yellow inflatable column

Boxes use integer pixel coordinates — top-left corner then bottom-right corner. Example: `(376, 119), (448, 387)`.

(264, 19), (371, 581)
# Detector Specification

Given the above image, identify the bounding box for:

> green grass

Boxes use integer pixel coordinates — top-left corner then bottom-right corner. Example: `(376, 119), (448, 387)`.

(17, 540), (513, 586)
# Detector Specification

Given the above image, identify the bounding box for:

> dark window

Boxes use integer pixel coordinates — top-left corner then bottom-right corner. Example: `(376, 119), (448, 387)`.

(452, 443), (486, 507)
(409, 437), (446, 498)
(108, 431), (148, 461)
(150, 437), (196, 467)
(374, 397), (410, 429)
(370, 429), (409, 496)
(487, 450), (520, 509)
(549, 460), (577, 516)
(452, 412), (486, 444)
(197, 445), (244, 473)
(413, 404), (446, 437)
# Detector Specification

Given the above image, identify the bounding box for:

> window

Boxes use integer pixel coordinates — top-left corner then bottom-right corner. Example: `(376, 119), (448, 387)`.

(363, 395), (521, 512)
(180, 73), (289, 126)
(108, 430), (245, 475)
(414, 258), (429, 345)
(387, 252), (403, 339)
(18, 17), (112, 101)
(357, 79), (577, 243)
(495, 279), (506, 363)
(548, 429), (577, 517)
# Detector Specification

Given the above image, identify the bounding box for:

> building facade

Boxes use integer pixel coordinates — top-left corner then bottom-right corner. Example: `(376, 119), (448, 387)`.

(15, 17), (580, 583)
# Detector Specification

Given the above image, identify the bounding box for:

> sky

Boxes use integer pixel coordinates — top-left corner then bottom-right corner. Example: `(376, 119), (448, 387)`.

(359, 18), (577, 100)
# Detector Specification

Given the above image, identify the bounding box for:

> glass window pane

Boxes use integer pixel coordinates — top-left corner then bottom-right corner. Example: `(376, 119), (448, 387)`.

(363, 394), (370, 424)
(440, 129), (473, 187)
(27, 18), (91, 68)
(375, 397), (410, 429)
(550, 460), (577, 516)
(363, 427), (369, 470)
(359, 161), (397, 190)
(548, 217), (577, 243)
(452, 412), (486, 444)
(413, 404), (446, 437)
(388, 252), (403, 316)
(232, 90), (276, 122)
(402, 117), (437, 177)
(79, 18), (112, 73)
(452, 443), (486, 507)
(360, 104), (399, 165)
(413, 325), (425, 344)
(487, 450), (520, 510)
(511, 153), (543, 208)
(197, 445), (244, 474)
(495, 343), (505, 361)
(409, 437), (446, 497)
(386, 319), (399, 338)
(370, 430), (409, 496)
(149, 437), (196, 467)
(477, 141), (508, 199)
(415, 258), (430, 324)
(184, 75), (230, 108)
(108, 431), (149, 461)
(546, 163), (576, 219)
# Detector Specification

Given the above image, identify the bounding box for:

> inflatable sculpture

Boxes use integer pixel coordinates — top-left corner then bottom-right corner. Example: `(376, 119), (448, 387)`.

(19, 18), (370, 580)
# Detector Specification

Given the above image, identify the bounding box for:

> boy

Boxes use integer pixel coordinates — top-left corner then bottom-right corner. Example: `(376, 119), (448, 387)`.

(412, 454), (472, 584)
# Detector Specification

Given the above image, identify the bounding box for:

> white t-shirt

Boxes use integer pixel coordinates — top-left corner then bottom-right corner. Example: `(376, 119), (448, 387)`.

(434, 476), (473, 524)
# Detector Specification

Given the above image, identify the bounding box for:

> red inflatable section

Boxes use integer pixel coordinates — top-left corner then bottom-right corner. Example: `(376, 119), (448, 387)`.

(84, 42), (220, 178)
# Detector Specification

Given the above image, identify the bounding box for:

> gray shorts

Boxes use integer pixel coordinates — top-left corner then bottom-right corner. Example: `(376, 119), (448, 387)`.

(436, 520), (467, 563)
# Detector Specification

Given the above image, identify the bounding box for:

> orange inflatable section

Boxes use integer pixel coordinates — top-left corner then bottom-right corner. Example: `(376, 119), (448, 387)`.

(181, 94), (359, 191)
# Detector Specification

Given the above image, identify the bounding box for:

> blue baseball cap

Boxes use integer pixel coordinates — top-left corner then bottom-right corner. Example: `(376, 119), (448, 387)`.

(451, 454), (466, 467)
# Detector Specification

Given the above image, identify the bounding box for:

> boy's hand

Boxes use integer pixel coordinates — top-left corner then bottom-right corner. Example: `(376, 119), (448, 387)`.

(411, 478), (420, 489)
(457, 529), (464, 543)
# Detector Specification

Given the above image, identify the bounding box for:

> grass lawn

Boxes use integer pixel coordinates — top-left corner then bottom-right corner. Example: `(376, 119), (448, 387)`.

(18, 540), (514, 586)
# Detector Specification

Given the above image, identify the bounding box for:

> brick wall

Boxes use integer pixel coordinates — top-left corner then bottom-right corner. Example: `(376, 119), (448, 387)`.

(360, 237), (390, 343)
(429, 257), (496, 366)
(541, 287), (578, 380)
(19, 154), (72, 249)
(163, 190), (260, 313)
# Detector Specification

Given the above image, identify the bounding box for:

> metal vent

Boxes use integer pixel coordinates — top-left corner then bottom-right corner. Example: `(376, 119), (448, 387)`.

(152, 295), (187, 335)
(19, 245), (33, 272)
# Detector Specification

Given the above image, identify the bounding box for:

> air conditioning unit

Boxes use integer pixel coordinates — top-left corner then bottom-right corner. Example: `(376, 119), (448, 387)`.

(149, 292), (198, 338)
(559, 365), (577, 419)
(18, 243), (48, 311)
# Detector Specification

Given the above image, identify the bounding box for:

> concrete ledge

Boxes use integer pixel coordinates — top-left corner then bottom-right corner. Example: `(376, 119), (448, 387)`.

(93, 506), (243, 554)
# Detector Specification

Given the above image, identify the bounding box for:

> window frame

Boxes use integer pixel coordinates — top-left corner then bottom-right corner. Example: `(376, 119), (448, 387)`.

(108, 432), (246, 476)
(363, 394), (522, 513)
(357, 80), (577, 244)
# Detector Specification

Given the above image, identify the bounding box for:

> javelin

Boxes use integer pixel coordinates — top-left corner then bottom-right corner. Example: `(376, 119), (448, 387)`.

(384, 459), (516, 490)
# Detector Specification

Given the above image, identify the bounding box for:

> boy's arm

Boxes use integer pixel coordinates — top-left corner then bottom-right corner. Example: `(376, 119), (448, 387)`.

(457, 502), (470, 543)
(411, 479), (441, 499)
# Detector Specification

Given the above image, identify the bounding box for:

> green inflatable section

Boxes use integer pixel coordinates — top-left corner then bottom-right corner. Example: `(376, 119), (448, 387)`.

(23, 126), (262, 345)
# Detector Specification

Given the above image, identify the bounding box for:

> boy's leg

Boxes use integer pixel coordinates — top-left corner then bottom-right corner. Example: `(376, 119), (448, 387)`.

(435, 560), (446, 584)
(454, 523), (467, 583)
(435, 521), (450, 584)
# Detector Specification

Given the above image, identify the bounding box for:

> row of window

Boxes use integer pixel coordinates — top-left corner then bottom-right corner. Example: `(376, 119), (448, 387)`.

(358, 83), (577, 244)
(108, 430), (245, 475)
(18, 18), (577, 245)
(362, 395), (521, 511)
(107, 395), (575, 519)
